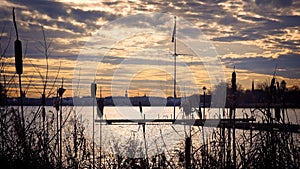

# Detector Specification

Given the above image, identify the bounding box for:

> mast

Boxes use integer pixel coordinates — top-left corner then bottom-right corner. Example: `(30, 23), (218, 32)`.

(99, 86), (102, 169)
(91, 82), (97, 169)
(172, 16), (177, 122)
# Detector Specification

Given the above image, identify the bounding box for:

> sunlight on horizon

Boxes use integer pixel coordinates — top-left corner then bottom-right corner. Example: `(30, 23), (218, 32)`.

(1, 0), (299, 99)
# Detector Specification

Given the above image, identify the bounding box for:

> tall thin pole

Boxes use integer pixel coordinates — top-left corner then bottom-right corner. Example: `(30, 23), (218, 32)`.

(55, 92), (60, 168)
(93, 92), (95, 169)
(185, 137), (191, 169)
(99, 86), (102, 169)
(91, 82), (97, 169)
(203, 86), (206, 119)
(231, 68), (237, 168)
(185, 113), (191, 169)
(60, 93), (62, 168)
(99, 117), (102, 169)
(233, 108), (236, 168)
(203, 91), (205, 119)
(97, 86), (104, 169)
(57, 78), (65, 169)
(202, 86), (206, 168)
(172, 16), (177, 122)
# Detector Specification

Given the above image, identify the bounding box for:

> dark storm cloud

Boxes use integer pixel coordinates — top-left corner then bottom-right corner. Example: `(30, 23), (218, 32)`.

(101, 56), (124, 65)
(222, 54), (300, 79)
(100, 55), (174, 66)
(212, 36), (253, 42)
(24, 54), (79, 61)
(255, 0), (293, 8)
(81, 8), (118, 23)
(0, 7), (11, 19)
(69, 8), (119, 25)
(263, 16), (300, 30)
(3, 0), (118, 34)
(1, 0), (299, 83)
(219, 14), (238, 25)
(9, 0), (68, 19)
(239, 15), (268, 22)
(279, 40), (300, 51)
(102, 1), (119, 6)
(210, 5), (300, 43)
(0, 0), (120, 60)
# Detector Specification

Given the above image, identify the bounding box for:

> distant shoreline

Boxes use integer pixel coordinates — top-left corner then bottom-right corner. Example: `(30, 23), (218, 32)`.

(4, 97), (300, 108)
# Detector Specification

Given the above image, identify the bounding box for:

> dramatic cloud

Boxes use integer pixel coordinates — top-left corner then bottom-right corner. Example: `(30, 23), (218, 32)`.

(1, 0), (299, 97)
(223, 54), (300, 78)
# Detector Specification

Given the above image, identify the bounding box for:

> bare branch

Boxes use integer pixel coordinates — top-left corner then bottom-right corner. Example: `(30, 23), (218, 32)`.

(47, 61), (61, 98)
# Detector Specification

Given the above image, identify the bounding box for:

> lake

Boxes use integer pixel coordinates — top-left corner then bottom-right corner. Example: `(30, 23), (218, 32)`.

(20, 106), (300, 158)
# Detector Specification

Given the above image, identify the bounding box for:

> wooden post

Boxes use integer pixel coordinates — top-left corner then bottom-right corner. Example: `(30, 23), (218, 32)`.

(185, 137), (191, 169)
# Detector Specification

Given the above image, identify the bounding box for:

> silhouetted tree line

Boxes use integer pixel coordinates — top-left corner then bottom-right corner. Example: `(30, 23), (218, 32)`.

(210, 81), (300, 108)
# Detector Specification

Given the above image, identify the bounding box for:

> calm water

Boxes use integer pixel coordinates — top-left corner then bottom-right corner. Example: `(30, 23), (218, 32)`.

(21, 106), (300, 158)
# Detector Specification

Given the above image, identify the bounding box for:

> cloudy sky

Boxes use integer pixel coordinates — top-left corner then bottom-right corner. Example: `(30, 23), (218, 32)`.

(0, 0), (299, 98)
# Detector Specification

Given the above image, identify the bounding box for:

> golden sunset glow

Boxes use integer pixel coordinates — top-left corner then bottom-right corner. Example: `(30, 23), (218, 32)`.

(1, 0), (299, 98)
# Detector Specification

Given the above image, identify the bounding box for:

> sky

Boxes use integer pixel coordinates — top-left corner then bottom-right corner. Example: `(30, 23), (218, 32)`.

(0, 0), (300, 98)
